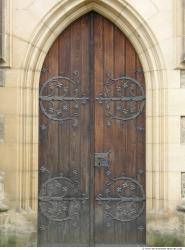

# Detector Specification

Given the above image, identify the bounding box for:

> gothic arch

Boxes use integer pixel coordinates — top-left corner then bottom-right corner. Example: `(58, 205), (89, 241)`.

(17, 0), (168, 220)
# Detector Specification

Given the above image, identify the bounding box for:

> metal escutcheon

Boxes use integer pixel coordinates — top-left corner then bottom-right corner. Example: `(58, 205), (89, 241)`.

(94, 153), (109, 168)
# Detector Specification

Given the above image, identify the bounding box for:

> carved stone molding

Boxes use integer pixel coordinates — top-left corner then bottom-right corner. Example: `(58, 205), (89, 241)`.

(174, 0), (185, 68)
(0, 69), (4, 86)
(0, 0), (4, 61)
(0, 114), (4, 143)
(0, 0), (12, 68)
(181, 172), (185, 198)
(180, 116), (185, 143)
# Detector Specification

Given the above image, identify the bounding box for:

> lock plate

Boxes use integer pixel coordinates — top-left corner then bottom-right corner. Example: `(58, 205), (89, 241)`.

(94, 153), (109, 168)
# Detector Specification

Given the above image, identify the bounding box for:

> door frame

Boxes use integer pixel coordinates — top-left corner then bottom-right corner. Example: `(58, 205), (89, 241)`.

(17, 0), (168, 244)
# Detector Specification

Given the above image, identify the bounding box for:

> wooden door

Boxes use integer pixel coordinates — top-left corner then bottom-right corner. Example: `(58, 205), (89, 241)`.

(38, 12), (145, 247)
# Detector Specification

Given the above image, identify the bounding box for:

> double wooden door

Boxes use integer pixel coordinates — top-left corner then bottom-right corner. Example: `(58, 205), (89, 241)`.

(38, 12), (145, 247)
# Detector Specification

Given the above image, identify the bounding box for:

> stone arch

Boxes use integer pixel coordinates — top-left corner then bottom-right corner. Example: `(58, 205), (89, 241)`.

(17, 0), (168, 218)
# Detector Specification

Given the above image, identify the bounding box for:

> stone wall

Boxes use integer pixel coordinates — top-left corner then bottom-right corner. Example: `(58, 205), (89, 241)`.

(0, 0), (184, 246)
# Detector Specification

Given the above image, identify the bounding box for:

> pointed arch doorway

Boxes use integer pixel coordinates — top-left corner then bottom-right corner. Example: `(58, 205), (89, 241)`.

(38, 12), (145, 247)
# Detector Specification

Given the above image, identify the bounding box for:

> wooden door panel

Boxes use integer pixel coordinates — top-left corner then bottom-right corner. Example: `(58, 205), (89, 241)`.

(93, 12), (145, 246)
(38, 14), (91, 246)
(38, 12), (145, 247)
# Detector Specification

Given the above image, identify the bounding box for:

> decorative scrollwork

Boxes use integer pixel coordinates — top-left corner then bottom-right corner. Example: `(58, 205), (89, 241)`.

(95, 152), (145, 226)
(39, 71), (89, 127)
(39, 169), (88, 226)
(96, 72), (145, 126)
(96, 176), (145, 225)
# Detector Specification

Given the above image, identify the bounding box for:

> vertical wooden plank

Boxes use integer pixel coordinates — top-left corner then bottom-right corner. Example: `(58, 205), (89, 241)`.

(94, 12), (104, 245)
(125, 37), (138, 245)
(57, 27), (71, 245)
(80, 14), (91, 245)
(113, 26), (127, 245)
(38, 39), (59, 246)
(70, 17), (82, 244)
(89, 12), (95, 246)
(46, 39), (59, 246)
(102, 17), (115, 245)
(38, 50), (50, 247)
(135, 56), (146, 245)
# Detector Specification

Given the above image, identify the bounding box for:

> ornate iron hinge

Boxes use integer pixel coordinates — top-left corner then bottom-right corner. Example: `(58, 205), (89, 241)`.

(39, 169), (88, 227)
(96, 176), (145, 226)
(94, 149), (145, 226)
(39, 71), (89, 127)
(96, 71), (145, 126)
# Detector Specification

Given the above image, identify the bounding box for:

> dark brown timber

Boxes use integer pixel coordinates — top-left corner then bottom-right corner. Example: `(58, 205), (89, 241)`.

(38, 12), (146, 247)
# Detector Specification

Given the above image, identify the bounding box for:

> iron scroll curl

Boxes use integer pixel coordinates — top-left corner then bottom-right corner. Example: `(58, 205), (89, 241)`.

(96, 176), (145, 224)
(96, 72), (145, 126)
(39, 71), (89, 127)
(39, 169), (88, 227)
(94, 151), (145, 226)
